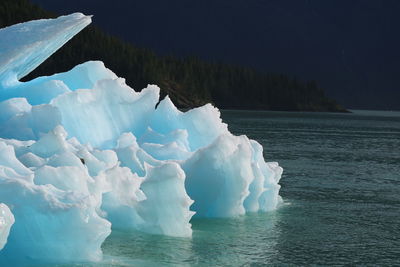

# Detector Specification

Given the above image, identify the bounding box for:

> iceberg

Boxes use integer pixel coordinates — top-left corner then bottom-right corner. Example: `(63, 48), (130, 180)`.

(0, 13), (283, 264)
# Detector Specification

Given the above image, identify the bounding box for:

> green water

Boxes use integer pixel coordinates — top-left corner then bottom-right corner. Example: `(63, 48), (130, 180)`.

(65, 110), (400, 266)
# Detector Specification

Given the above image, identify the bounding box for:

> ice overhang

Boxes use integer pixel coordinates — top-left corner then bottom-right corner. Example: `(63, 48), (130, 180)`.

(0, 13), (92, 87)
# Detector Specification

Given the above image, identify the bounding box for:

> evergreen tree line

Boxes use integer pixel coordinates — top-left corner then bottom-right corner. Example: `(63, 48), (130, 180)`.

(0, 0), (346, 112)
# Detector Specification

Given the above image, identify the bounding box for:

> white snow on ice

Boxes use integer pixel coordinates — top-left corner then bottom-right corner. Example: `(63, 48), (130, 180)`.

(0, 13), (282, 264)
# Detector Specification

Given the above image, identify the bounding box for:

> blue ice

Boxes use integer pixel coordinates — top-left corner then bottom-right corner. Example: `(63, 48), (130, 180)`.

(0, 13), (282, 264)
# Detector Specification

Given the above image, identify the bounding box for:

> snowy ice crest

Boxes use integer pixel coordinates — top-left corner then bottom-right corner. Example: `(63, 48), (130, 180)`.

(0, 13), (282, 264)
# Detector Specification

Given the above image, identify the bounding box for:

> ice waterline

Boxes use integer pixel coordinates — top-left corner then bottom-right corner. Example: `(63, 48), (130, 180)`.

(0, 13), (282, 264)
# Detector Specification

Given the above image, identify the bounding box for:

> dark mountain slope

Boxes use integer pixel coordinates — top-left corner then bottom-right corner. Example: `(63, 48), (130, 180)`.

(0, 0), (346, 112)
(30, 0), (400, 110)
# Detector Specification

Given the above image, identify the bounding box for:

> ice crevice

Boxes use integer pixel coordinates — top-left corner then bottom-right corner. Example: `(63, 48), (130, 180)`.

(0, 13), (283, 264)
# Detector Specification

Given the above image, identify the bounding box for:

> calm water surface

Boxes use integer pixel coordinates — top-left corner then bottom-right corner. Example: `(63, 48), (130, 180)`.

(62, 110), (400, 266)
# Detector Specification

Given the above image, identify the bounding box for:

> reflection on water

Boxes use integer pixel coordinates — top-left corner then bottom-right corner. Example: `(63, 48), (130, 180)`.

(100, 211), (280, 266)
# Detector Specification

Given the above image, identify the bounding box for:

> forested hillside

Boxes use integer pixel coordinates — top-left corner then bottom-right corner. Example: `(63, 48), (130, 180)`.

(0, 0), (347, 111)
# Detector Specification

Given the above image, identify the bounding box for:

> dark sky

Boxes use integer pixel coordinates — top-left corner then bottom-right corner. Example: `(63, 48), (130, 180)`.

(30, 0), (400, 110)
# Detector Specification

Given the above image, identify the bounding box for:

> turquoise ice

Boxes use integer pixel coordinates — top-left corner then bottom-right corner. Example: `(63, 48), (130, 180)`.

(0, 13), (282, 264)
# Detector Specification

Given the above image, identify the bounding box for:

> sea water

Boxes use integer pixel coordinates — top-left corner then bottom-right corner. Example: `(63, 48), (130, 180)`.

(49, 109), (400, 266)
